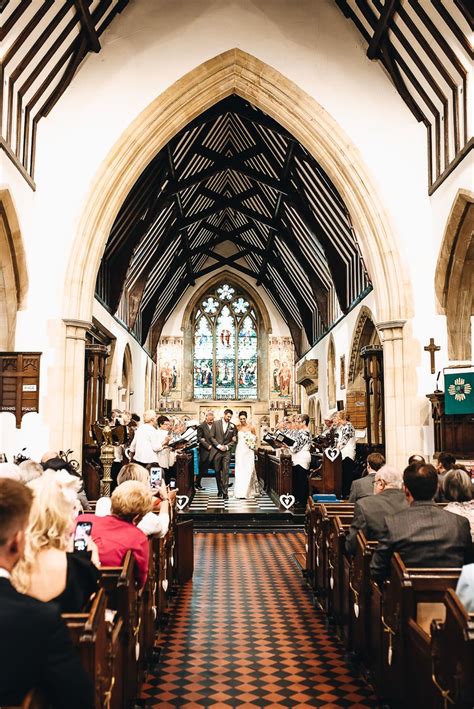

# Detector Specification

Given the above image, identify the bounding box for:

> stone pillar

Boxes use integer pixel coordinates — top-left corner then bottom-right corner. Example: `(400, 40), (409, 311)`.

(182, 323), (194, 402)
(62, 319), (91, 468)
(377, 320), (410, 471)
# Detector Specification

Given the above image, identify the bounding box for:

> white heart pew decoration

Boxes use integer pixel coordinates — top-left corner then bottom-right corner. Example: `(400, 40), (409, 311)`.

(324, 447), (339, 462)
(176, 495), (190, 511)
(279, 493), (295, 510)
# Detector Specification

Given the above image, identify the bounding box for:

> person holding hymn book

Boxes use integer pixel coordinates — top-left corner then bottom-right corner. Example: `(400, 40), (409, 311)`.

(0, 478), (94, 708)
(129, 409), (167, 469)
(370, 463), (473, 583)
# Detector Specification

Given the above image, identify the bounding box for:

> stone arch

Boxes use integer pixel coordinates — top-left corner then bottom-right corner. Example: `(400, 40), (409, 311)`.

(0, 190), (28, 349)
(347, 306), (380, 389)
(120, 344), (133, 410)
(60, 48), (415, 467)
(181, 270), (271, 402)
(327, 335), (336, 410)
(435, 189), (474, 361)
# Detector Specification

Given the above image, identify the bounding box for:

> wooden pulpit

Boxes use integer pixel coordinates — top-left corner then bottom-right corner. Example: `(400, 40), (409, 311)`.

(309, 449), (343, 498)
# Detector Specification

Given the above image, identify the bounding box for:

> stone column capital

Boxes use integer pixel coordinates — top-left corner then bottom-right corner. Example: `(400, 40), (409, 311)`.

(63, 318), (92, 340)
(376, 320), (406, 341)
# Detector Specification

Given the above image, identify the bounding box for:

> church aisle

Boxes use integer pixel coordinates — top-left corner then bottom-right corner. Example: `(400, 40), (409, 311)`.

(140, 532), (376, 708)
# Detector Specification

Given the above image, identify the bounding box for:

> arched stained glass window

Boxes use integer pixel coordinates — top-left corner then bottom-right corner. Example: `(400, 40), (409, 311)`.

(193, 284), (258, 400)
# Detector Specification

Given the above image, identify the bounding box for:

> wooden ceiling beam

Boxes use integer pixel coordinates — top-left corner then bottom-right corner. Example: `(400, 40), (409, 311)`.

(167, 144), (195, 286)
(74, 0), (101, 52)
(367, 0), (398, 59)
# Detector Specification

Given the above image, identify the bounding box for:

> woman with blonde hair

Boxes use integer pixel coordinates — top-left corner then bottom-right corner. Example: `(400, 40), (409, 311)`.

(11, 471), (99, 612)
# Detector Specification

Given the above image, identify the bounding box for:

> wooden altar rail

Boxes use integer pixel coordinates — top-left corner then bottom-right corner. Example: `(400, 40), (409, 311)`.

(256, 446), (293, 503)
(9, 506), (194, 709)
(305, 499), (474, 707)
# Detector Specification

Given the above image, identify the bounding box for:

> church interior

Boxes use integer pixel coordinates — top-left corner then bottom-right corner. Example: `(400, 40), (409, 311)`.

(0, 1), (473, 707)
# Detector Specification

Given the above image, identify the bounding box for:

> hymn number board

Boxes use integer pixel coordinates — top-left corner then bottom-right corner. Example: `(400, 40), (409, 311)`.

(0, 352), (41, 428)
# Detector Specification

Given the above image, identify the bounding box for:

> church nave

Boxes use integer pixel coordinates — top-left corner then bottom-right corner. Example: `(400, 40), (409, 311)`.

(139, 531), (376, 708)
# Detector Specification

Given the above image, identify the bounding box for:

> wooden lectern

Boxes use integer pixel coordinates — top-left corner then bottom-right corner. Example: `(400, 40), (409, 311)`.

(309, 450), (343, 499)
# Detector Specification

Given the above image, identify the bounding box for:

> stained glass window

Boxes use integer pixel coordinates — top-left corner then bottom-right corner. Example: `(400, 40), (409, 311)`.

(193, 284), (258, 400)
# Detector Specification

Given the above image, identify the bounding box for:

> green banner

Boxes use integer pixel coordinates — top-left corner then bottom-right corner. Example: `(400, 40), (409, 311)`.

(444, 372), (474, 414)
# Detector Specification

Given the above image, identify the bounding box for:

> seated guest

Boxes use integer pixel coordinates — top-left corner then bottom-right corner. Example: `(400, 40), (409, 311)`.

(456, 563), (474, 612)
(435, 451), (457, 501)
(333, 410), (357, 497)
(444, 469), (474, 541)
(18, 459), (43, 483)
(0, 478), (93, 708)
(78, 481), (152, 587)
(42, 456), (91, 511)
(346, 465), (408, 556)
(0, 462), (21, 480)
(95, 463), (172, 537)
(371, 463), (472, 583)
(348, 452), (386, 502)
(408, 454), (425, 465)
(11, 471), (99, 613)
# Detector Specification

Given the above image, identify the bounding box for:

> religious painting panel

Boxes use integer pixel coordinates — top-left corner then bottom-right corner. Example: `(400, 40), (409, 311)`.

(158, 335), (183, 401)
(269, 336), (294, 399)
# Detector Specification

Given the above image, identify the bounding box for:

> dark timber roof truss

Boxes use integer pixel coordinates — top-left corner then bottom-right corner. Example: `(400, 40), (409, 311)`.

(96, 95), (371, 352)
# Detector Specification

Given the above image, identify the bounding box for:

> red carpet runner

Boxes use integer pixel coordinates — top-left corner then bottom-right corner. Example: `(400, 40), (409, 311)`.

(140, 531), (376, 707)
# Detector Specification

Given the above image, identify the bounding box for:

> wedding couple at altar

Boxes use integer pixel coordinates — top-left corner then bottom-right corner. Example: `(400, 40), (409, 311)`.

(196, 409), (260, 500)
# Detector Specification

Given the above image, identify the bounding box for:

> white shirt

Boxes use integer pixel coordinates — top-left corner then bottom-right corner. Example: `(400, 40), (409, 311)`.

(156, 428), (171, 469)
(94, 497), (170, 538)
(222, 420), (228, 434)
(129, 423), (164, 464)
(0, 567), (11, 580)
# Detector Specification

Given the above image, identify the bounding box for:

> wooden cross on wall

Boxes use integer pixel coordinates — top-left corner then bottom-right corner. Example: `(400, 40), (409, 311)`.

(424, 338), (440, 374)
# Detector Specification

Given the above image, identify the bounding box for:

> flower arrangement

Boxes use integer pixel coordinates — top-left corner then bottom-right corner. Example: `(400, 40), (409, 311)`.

(243, 431), (257, 451)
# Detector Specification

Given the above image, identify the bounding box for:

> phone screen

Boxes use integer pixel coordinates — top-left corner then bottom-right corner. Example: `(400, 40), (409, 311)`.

(169, 478), (177, 490)
(149, 466), (162, 488)
(74, 521), (92, 552)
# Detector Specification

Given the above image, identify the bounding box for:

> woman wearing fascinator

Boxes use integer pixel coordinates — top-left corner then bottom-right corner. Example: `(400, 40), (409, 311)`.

(234, 411), (260, 499)
(11, 470), (99, 613)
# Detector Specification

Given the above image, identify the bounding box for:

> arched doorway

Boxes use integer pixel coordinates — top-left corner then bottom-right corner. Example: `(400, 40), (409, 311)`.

(347, 306), (382, 445)
(120, 344), (133, 411)
(61, 49), (414, 467)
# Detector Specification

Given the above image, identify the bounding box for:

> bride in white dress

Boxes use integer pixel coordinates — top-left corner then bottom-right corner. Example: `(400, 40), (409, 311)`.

(234, 411), (260, 499)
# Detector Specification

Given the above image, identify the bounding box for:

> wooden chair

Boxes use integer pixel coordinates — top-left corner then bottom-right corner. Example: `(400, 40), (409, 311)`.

(431, 588), (474, 708)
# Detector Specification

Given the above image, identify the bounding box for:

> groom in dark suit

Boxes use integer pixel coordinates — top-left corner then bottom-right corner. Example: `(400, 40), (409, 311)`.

(210, 408), (237, 499)
(196, 411), (216, 490)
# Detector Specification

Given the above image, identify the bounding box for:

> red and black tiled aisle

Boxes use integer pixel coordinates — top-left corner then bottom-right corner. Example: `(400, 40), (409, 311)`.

(140, 531), (376, 708)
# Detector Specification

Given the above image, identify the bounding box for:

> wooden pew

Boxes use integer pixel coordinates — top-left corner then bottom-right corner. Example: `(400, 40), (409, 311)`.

(326, 515), (352, 626)
(348, 531), (377, 661)
(266, 451), (293, 502)
(175, 451), (194, 500)
(306, 502), (354, 608)
(4, 689), (47, 709)
(256, 447), (269, 492)
(99, 552), (141, 709)
(431, 588), (474, 708)
(380, 554), (461, 707)
(62, 588), (110, 709)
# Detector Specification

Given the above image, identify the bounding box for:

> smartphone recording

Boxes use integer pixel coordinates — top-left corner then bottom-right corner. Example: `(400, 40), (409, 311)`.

(149, 466), (162, 488)
(74, 521), (92, 552)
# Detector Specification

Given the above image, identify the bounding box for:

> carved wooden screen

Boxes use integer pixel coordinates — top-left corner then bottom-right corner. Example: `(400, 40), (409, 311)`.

(0, 353), (41, 427)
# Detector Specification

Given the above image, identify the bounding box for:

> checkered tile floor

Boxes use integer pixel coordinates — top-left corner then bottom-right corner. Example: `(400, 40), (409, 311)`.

(140, 531), (376, 707)
(189, 477), (279, 513)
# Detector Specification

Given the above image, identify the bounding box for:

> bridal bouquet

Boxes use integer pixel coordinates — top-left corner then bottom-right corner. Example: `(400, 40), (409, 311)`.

(243, 431), (257, 450)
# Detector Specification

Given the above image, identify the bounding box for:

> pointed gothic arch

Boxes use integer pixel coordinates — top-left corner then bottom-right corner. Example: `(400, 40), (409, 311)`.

(327, 335), (337, 410)
(435, 189), (474, 362)
(120, 344), (133, 410)
(60, 48), (415, 468)
(0, 190), (28, 349)
(347, 306), (381, 389)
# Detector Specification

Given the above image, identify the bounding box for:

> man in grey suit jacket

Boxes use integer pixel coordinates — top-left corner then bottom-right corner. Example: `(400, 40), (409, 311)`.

(346, 465), (408, 555)
(371, 463), (473, 582)
(210, 409), (237, 499)
(196, 411), (216, 490)
(348, 451), (385, 502)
